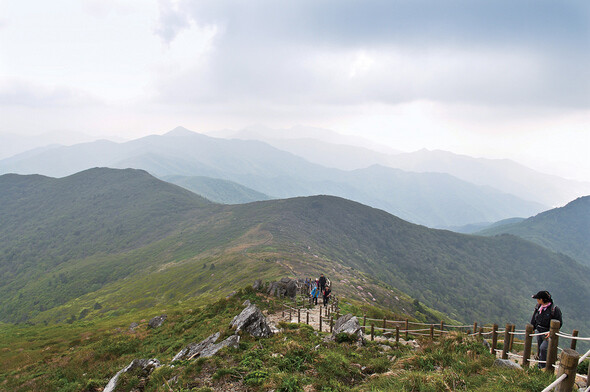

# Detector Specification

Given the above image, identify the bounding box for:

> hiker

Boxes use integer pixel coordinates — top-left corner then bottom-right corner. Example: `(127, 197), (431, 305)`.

(304, 277), (311, 295)
(319, 274), (327, 292)
(530, 290), (562, 369)
(323, 286), (331, 306)
(311, 285), (319, 305)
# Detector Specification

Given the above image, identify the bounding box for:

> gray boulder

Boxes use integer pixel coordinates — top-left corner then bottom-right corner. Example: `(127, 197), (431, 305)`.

(200, 335), (240, 358)
(104, 358), (161, 392)
(172, 332), (240, 362)
(267, 278), (299, 298)
(129, 322), (139, 331)
(252, 279), (263, 290)
(148, 315), (167, 329)
(493, 358), (522, 370)
(332, 314), (364, 343)
(230, 304), (273, 338)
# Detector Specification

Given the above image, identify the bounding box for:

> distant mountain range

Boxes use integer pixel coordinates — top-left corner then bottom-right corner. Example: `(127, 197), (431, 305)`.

(478, 196), (590, 267)
(0, 127), (547, 228)
(217, 125), (590, 207)
(1, 168), (589, 337)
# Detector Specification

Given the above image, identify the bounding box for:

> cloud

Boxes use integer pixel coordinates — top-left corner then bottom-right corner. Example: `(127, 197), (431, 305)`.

(154, 0), (192, 44)
(151, 0), (590, 109)
(0, 80), (101, 108)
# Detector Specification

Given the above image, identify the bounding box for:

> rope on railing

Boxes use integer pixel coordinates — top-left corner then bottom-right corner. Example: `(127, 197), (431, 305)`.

(540, 373), (567, 392)
(557, 333), (590, 341)
(578, 347), (590, 364)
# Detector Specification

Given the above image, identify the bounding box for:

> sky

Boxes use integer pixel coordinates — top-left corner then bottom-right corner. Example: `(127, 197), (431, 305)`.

(1, 0), (589, 180)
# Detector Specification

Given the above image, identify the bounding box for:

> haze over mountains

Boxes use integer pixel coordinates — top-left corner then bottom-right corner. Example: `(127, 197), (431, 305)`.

(1, 168), (589, 338)
(3, 126), (586, 228)
(215, 126), (590, 207)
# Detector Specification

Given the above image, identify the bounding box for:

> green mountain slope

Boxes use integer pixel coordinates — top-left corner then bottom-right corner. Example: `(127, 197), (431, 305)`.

(0, 168), (212, 321)
(0, 127), (546, 228)
(478, 196), (590, 266)
(1, 169), (588, 339)
(162, 174), (272, 204)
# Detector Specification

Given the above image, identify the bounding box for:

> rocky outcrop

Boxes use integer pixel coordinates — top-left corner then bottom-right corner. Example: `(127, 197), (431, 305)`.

(230, 304), (273, 338)
(331, 314), (364, 343)
(148, 315), (167, 329)
(493, 358), (522, 370)
(267, 277), (298, 298)
(172, 332), (240, 362)
(103, 358), (161, 392)
(252, 279), (263, 290)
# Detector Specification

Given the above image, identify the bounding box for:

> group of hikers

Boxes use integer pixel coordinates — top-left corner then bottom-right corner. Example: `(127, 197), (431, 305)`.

(304, 274), (331, 306)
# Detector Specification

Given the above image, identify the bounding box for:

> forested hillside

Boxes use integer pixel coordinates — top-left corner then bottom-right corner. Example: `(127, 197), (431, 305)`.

(478, 196), (590, 266)
(1, 168), (588, 338)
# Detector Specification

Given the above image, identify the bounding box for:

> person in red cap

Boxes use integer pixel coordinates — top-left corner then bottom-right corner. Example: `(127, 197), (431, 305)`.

(530, 290), (563, 368)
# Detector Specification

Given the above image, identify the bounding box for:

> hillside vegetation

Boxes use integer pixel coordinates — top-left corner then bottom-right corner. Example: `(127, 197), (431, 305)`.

(1, 168), (589, 340)
(478, 196), (590, 267)
(0, 288), (558, 392)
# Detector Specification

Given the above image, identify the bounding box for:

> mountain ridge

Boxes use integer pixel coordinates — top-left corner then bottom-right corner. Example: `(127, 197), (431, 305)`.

(1, 168), (588, 338)
(477, 195), (590, 266)
(0, 128), (546, 228)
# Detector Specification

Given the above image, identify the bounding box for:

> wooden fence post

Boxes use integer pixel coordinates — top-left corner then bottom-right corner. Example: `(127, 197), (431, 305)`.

(546, 319), (561, 372)
(330, 316), (334, 333)
(396, 325), (400, 343)
(306, 310), (309, 325)
(473, 322), (478, 335)
(363, 315), (366, 328)
(405, 319), (409, 340)
(297, 308), (301, 324)
(383, 317), (387, 330)
(319, 314), (322, 332)
(509, 324), (515, 351)
(371, 324), (374, 341)
(555, 348), (579, 392)
(430, 324), (434, 340)
(440, 321), (444, 339)
(570, 330), (578, 351)
(523, 323), (534, 368)
(478, 327), (483, 339)
(501, 323), (511, 359)
(491, 324), (498, 355)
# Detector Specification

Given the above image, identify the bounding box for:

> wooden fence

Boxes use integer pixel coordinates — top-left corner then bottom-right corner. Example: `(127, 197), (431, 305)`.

(279, 294), (590, 392)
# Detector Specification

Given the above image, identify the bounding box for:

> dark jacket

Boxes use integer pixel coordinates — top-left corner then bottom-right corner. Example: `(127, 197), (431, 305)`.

(319, 276), (327, 287)
(530, 303), (563, 333)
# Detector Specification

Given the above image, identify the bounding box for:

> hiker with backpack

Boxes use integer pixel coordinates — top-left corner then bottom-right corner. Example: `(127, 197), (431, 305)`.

(319, 274), (327, 292)
(323, 285), (331, 306)
(530, 290), (562, 369)
(311, 285), (319, 305)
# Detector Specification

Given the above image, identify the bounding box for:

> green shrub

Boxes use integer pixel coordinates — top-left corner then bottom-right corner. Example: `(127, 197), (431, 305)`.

(578, 358), (589, 375)
(335, 332), (358, 344)
(278, 375), (303, 392)
(244, 370), (269, 386)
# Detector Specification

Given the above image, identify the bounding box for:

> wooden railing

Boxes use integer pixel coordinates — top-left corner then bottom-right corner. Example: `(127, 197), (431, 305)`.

(278, 295), (589, 392)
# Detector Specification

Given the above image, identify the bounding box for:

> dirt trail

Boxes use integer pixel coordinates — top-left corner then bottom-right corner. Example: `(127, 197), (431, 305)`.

(266, 300), (336, 332)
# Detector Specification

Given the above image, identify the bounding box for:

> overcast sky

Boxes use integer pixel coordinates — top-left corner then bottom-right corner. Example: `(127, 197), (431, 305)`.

(1, 0), (589, 180)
